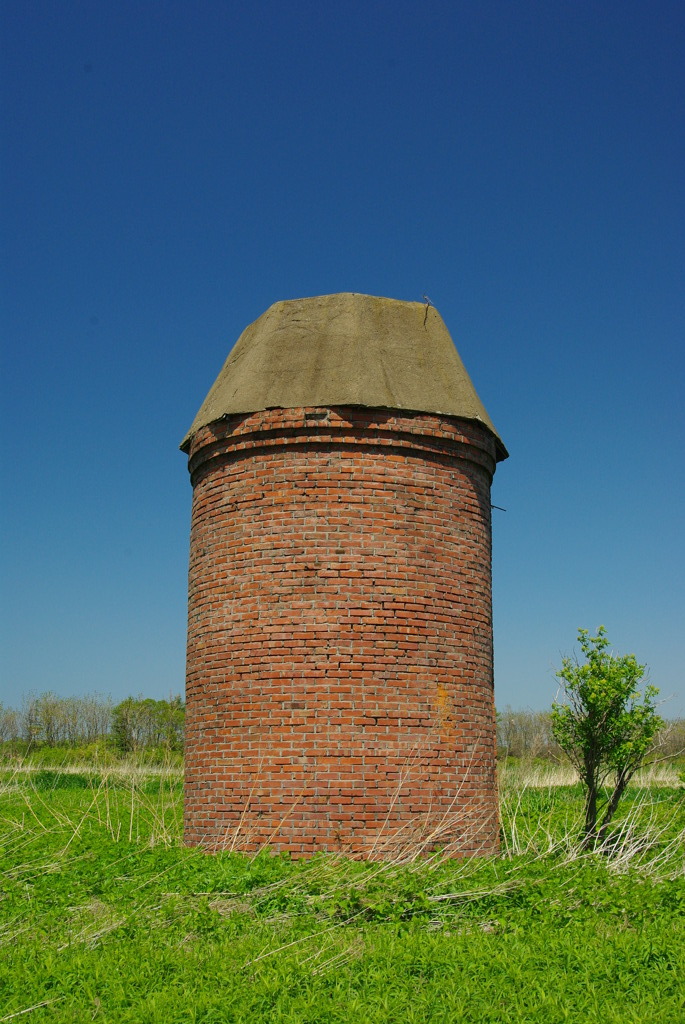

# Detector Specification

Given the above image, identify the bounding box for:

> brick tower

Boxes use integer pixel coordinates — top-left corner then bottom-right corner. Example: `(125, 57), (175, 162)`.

(181, 293), (507, 857)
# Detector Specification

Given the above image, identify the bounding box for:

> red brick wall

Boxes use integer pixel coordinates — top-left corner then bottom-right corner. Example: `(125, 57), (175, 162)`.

(184, 406), (500, 857)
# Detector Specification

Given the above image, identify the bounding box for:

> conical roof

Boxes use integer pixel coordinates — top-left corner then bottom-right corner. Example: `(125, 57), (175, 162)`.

(181, 293), (507, 459)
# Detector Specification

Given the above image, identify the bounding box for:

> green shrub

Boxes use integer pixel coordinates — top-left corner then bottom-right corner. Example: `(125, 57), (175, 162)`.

(552, 626), (663, 848)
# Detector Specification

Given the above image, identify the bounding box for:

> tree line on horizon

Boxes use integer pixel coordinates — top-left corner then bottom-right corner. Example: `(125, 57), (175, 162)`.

(0, 691), (683, 761)
(0, 693), (184, 756)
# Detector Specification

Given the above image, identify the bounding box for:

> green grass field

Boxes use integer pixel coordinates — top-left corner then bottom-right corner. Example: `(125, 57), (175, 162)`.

(1, 763), (683, 1023)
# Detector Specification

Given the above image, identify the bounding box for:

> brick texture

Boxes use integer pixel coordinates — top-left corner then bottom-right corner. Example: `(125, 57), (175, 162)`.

(184, 406), (500, 857)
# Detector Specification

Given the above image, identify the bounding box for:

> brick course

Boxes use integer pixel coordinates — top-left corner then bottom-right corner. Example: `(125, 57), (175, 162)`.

(184, 406), (500, 857)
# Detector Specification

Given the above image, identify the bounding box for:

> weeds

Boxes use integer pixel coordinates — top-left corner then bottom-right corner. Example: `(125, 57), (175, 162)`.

(0, 762), (683, 1022)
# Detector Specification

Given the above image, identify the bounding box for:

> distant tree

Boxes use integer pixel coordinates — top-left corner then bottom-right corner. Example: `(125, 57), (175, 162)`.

(15, 692), (113, 748)
(112, 697), (145, 753)
(21, 693), (41, 750)
(551, 627), (663, 849)
(496, 707), (559, 760)
(0, 704), (21, 744)
(111, 696), (184, 754)
(79, 694), (113, 744)
(159, 695), (185, 751)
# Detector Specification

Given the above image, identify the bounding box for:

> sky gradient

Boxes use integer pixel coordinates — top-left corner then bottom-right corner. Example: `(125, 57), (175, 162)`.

(1, 1), (683, 715)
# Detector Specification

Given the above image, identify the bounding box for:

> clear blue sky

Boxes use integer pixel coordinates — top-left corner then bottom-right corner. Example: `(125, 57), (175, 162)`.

(1, 1), (683, 715)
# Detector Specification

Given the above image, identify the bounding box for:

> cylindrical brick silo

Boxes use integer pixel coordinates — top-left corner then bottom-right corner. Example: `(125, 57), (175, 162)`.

(181, 293), (508, 858)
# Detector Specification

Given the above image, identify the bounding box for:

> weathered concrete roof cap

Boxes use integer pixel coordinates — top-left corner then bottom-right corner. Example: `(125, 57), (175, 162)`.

(181, 293), (507, 459)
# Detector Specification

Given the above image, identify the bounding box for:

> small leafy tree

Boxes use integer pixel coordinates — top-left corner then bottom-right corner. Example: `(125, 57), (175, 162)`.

(551, 626), (663, 849)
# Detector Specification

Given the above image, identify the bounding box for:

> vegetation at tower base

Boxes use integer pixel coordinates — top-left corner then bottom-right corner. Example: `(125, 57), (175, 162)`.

(551, 626), (664, 849)
(0, 759), (683, 1023)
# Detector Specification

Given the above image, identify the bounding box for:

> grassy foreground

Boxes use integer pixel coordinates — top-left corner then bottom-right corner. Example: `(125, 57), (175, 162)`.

(0, 763), (683, 1023)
